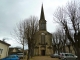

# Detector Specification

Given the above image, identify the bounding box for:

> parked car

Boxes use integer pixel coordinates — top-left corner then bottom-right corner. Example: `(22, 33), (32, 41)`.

(50, 53), (59, 58)
(17, 53), (23, 59)
(0, 55), (20, 60)
(59, 53), (77, 60)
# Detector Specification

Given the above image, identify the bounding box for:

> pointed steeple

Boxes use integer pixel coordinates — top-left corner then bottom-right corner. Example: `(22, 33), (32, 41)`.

(40, 4), (45, 20)
(39, 4), (46, 31)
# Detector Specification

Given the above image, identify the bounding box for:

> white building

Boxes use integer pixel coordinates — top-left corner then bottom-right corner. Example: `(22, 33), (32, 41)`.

(0, 40), (10, 59)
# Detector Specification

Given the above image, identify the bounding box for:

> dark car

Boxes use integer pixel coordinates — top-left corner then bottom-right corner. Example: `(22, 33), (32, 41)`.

(0, 55), (20, 60)
(50, 53), (59, 58)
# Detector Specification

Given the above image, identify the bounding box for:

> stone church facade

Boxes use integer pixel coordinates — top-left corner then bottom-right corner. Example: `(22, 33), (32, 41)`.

(33, 5), (53, 56)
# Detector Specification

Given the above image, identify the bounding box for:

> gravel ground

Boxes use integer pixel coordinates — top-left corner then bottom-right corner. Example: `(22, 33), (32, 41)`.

(30, 56), (60, 60)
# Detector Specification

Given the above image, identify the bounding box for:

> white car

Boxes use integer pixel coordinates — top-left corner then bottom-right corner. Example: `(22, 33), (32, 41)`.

(17, 53), (23, 59)
(59, 53), (77, 60)
(50, 53), (59, 58)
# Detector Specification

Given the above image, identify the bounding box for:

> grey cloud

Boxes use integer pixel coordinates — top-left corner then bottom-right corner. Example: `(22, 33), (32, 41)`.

(0, 0), (70, 47)
(0, 0), (42, 40)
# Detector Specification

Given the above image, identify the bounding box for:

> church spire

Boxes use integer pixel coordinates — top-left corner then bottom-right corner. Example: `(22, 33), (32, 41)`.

(40, 4), (45, 20)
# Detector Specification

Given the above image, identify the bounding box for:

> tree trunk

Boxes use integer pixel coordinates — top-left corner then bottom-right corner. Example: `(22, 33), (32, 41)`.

(27, 42), (31, 60)
(27, 49), (30, 60)
(67, 45), (70, 53)
(23, 39), (24, 60)
(58, 44), (60, 54)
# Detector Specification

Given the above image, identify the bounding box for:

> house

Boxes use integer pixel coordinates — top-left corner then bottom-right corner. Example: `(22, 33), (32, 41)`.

(65, 45), (75, 54)
(9, 47), (22, 55)
(0, 40), (10, 59)
(9, 47), (28, 55)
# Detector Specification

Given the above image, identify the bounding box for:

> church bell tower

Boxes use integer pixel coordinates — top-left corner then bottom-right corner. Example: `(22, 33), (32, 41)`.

(39, 4), (46, 31)
(33, 4), (53, 56)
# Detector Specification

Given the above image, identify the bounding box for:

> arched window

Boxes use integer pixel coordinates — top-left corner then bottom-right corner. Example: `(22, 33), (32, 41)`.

(41, 33), (45, 44)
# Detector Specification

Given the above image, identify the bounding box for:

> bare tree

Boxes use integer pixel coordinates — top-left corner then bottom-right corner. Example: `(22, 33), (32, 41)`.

(24, 16), (39, 60)
(13, 16), (39, 60)
(53, 1), (80, 60)
(13, 20), (27, 60)
(52, 28), (66, 54)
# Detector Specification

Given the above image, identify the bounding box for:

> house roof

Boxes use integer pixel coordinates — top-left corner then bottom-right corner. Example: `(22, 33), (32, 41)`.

(0, 40), (10, 46)
(9, 47), (23, 54)
(9, 48), (21, 52)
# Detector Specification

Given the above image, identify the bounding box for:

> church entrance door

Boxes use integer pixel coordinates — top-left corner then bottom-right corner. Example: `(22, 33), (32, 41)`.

(41, 50), (45, 56)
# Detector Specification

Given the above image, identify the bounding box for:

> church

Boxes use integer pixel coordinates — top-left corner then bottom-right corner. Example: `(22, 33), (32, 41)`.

(33, 5), (53, 56)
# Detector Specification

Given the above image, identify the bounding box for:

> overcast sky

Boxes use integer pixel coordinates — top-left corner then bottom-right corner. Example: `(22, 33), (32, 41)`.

(0, 0), (79, 49)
